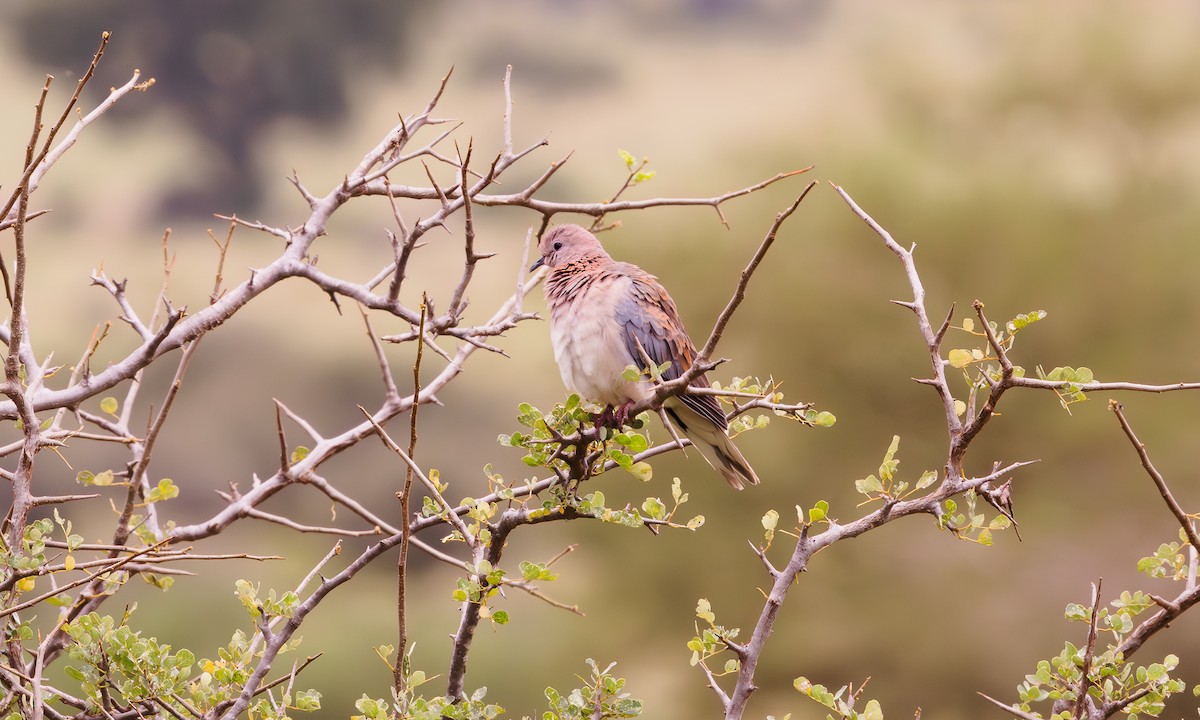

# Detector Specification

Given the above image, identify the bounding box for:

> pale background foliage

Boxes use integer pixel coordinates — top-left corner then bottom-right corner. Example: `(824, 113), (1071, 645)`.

(2, 1), (1199, 716)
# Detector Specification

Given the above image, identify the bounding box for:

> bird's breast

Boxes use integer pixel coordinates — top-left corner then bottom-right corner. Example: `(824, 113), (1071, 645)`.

(545, 271), (649, 407)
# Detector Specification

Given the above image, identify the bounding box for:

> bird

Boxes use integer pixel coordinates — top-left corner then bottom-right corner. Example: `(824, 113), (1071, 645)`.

(530, 223), (760, 490)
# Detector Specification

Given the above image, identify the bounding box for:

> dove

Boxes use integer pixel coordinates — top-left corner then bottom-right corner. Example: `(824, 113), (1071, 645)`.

(530, 224), (760, 489)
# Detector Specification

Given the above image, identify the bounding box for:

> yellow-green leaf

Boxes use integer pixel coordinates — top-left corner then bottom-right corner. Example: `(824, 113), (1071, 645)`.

(627, 461), (653, 482)
(948, 349), (974, 368)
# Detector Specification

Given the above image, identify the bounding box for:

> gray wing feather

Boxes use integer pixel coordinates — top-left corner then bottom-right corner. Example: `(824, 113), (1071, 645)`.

(614, 276), (727, 430)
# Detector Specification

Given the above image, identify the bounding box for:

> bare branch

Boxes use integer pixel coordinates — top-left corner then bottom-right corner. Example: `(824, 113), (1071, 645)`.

(1073, 580), (1102, 720)
(1109, 401), (1200, 551)
(694, 182), (816, 369)
(834, 183), (962, 441)
(977, 692), (1044, 720)
(394, 294), (428, 700)
(362, 167), (811, 219)
(242, 508), (381, 537)
(1, 33), (138, 231)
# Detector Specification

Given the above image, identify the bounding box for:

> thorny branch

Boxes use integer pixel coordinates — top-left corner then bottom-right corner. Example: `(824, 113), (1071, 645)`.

(394, 294), (427, 702)
(0, 39), (823, 718)
(704, 185), (1200, 720)
(1107, 402), (1200, 662)
(18, 34), (1198, 720)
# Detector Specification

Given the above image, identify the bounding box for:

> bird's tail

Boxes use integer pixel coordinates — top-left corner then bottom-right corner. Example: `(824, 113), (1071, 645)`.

(665, 402), (761, 490)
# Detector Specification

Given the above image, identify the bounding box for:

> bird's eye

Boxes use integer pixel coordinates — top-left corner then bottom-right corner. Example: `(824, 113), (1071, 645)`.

(553, 241), (562, 251)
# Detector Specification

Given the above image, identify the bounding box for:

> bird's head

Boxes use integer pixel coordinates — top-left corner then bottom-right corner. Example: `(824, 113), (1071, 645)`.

(530, 224), (608, 271)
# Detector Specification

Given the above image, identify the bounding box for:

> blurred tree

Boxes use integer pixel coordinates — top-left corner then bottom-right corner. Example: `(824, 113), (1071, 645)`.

(11, 1), (423, 215)
(3, 23), (1200, 720)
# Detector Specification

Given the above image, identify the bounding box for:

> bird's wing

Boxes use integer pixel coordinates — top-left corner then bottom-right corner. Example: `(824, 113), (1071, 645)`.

(614, 272), (727, 430)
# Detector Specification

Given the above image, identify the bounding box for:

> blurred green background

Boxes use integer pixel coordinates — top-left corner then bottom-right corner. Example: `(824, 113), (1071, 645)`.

(3, 1), (1200, 717)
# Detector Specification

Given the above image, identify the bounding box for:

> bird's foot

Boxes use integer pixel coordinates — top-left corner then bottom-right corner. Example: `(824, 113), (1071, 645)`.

(588, 408), (614, 429)
(612, 401), (638, 428)
(591, 402), (642, 435)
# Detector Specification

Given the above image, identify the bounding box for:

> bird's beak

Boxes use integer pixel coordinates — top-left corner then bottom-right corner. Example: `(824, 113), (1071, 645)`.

(529, 256), (545, 272)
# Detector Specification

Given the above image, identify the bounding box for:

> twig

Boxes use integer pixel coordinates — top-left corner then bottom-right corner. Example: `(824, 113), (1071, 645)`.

(833, 183), (962, 443)
(700, 183), (815, 366)
(1073, 580), (1101, 720)
(216, 528), (410, 720)
(1109, 401), (1200, 551)
(977, 692), (1044, 720)
(299, 473), (399, 536)
(0, 33), (121, 230)
(360, 168), (812, 221)
(0, 541), (171, 619)
(359, 408), (473, 546)
(242, 508), (380, 537)
(1098, 685), (1156, 718)
(394, 294), (427, 700)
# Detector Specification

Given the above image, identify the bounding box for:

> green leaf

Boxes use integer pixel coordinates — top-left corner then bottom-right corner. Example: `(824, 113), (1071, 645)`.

(608, 449), (632, 467)
(989, 515), (1012, 530)
(146, 478), (179, 503)
(100, 396), (119, 416)
(80, 469), (115, 486)
(948, 348), (974, 368)
(808, 500), (828, 523)
(863, 698), (884, 720)
(642, 497), (666, 520)
(520, 561), (557, 581)
(626, 461), (653, 482)
(624, 433), (649, 453)
(618, 149), (635, 169)
(671, 477), (686, 504)
(878, 435), (900, 481)
(696, 598), (715, 623)
(855, 475), (883, 495)
(354, 696), (381, 718)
